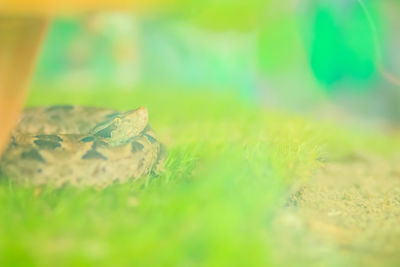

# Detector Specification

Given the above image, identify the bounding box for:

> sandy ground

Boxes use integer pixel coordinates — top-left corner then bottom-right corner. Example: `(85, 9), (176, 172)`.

(273, 153), (400, 266)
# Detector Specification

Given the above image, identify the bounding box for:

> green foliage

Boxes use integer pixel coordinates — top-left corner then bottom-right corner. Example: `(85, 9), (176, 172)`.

(157, 0), (266, 31)
(310, 1), (378, 87)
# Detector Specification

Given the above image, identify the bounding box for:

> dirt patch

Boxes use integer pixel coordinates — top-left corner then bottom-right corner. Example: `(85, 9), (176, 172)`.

(273, 153), (400, 266)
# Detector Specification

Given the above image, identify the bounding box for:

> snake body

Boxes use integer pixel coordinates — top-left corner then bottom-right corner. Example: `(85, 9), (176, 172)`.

(0, 105), (166, 187)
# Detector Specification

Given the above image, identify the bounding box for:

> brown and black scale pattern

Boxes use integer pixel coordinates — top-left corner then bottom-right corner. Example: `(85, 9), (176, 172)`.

(0, 106), (166, 187)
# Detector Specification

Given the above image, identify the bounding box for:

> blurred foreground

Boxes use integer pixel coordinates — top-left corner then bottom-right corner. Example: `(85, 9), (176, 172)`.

(1, 89), (400, 265)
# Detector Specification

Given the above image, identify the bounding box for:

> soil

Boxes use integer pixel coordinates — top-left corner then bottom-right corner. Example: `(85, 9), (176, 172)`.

(273, 152), (400, 266)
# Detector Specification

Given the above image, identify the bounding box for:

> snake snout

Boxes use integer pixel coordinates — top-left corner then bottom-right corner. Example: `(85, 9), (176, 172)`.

(136, 107), (148, 120)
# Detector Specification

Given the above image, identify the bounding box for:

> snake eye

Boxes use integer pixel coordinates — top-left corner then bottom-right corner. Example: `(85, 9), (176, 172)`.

(113, 118), (121, 126)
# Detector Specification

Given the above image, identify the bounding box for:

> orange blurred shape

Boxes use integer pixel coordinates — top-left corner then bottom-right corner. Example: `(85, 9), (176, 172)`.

(0, 0), (176, 15)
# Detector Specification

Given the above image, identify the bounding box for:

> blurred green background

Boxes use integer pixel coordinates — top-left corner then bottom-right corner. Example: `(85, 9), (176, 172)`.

(31, 0), (400, 125)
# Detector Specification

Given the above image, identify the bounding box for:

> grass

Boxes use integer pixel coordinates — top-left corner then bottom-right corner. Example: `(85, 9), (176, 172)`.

(1, 87), (399, 266)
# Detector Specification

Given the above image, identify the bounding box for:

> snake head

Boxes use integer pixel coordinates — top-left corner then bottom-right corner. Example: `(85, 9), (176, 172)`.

(89, 107), (149, 146)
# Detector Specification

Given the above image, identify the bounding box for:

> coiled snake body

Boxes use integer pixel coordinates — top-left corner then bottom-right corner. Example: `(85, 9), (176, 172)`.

(0, 105), (166, 187)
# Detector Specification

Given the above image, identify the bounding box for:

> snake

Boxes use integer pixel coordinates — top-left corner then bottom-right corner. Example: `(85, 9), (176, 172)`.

(0, 105), (166, 188)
